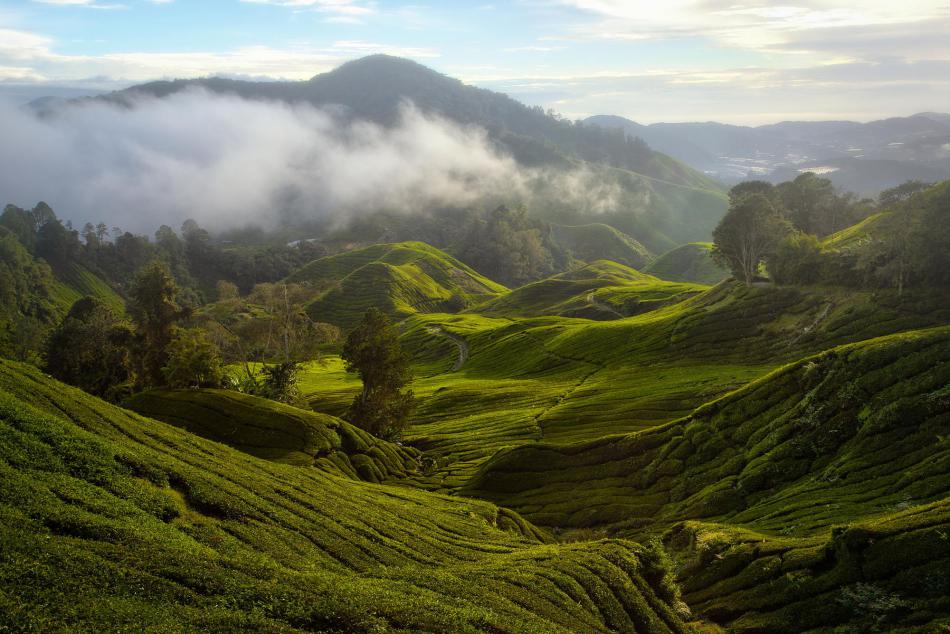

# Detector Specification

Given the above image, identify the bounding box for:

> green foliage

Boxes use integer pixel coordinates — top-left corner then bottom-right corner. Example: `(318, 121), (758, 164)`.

(457, 205), (555, 287)
(767, 231), (823, 285)
(256, 361), (301, 404)
(43, 296), (133, 400)
(343, 308), (414, 439)
(0, 227), (58, 361)
(712, 192), (792, 284)
(161, 327), (223, 389)
(127, 260), (186, 388)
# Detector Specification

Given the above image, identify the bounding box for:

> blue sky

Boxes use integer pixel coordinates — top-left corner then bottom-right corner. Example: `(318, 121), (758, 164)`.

(2, 0), (949, 124)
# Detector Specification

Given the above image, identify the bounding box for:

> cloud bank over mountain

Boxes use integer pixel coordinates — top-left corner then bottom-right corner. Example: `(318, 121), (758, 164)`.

(0, 91), (532, 230)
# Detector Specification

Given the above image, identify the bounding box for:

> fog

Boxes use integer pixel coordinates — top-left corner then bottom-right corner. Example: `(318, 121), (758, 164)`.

(0, 89), (625, 233)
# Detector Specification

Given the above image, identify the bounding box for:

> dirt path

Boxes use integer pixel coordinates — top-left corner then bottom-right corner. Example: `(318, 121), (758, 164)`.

(586, 292), (625, 319)
(428, 326), (469, 372)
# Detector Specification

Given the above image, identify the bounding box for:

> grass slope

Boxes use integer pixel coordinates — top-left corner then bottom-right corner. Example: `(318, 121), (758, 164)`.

(644, 242), (728, 286)
(475, 260), (705, 320)
(48, 261), (125, 315)
(463, 326), (950, 532)
(0, 359), (691, 633)
(302, 281), (950, 489)
(549, 223), (652, 269)
(287, 242), (507, 329)
(124, 388), (420, 482)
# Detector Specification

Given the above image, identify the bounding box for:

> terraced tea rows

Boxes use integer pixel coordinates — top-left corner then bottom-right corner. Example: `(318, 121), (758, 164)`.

(302, 280), (950, 488)
(125, 388), (421, 482)
(465, 326), (950, 533)
(0, 359), (691, 632)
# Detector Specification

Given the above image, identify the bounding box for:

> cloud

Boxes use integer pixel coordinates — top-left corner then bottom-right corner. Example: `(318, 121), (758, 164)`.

(0, 26), (439, 84)
(239, 0), (375, 21)
(475, 58), (950, 124)
(0, 91), (529, 231)
(32, 0), (126, 9)
(554, 0), (950, 58)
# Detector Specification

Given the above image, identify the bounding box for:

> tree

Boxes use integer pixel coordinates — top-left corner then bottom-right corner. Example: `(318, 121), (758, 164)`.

(857, 210), (916, 296)
(127, 260), (186, 387)
(909, 182), (950, 286)
(777, 173), (835, 235)
(43, 296), (133, 400)
(341, 308), (414, 439)
(202, 282), (339, 403)
(879, 180), (931, 208)
(712, 193), (792, 285)
(766, 232), (824, 285)
(162, 327), (223, 389)
(458, 205), (554, 286)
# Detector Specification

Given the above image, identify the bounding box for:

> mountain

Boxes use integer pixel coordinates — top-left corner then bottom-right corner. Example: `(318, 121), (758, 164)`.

(102, 55), (727, 251)
(586, 112), (950, 193)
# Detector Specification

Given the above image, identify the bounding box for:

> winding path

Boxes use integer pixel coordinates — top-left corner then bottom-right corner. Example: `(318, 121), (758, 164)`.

(428, 326), (469, 372)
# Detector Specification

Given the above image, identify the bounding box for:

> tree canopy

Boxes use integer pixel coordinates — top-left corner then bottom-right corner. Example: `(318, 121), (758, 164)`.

(342, 308), (414, 439)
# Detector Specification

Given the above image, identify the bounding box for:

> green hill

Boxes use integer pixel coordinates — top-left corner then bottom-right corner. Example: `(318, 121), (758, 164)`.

(476, 260), (704, 320)
(644, 242), (729, 285)
(0, 358), (691, 633)
(124, 388), (420, 482)
(462, 327), (950, 631)
(302, 280), (950, 492)
(286, 242), (507, 329)
(548, 223), (652, 269)
(48, 260), (125, 316)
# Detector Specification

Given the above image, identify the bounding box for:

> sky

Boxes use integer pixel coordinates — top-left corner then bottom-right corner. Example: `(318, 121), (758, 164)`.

(1, 0), (949, 125)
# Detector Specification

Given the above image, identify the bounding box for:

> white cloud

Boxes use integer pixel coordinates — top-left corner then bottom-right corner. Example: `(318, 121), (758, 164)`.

(32, 0), (126, 9)
(554, 0), (950, 57)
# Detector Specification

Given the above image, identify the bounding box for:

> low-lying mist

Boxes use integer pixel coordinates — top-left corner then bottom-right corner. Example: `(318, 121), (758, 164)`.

(0, 89), (623, 233)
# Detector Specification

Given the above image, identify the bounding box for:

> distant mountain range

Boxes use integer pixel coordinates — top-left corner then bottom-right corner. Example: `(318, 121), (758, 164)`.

(585, 113), (950, 195)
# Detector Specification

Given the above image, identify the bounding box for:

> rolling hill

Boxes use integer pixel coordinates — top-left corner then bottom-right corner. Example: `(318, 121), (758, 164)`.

(475, 260), (704, 320)
(644, 242), (729, 285)
(124, 388), (420, 481)
(286, 241), (506, 329)
(0, 358), (691, 632)
(548, 223), (652, 269)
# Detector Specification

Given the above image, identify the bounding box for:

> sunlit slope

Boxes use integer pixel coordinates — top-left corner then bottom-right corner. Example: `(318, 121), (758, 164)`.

(287, 241), (507, 329)
(49, 261), (125, 315)
(464, 326), (950, 532)
(0, 360), (691, 633)
(644, 242), (728, 286)
(475, 260), (704, 320)
(125, 388), (420, 481)
(303, 282), (950, 489)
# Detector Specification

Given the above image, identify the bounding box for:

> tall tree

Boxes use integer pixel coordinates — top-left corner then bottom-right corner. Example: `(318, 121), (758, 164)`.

(341, 308), (414, 440)
(162, 327), (223, 389)
(43, 296), (133, 400)
(127, 260), (186, 388)
(712, 193), (791, 285)
(777, 173), (835, 235)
